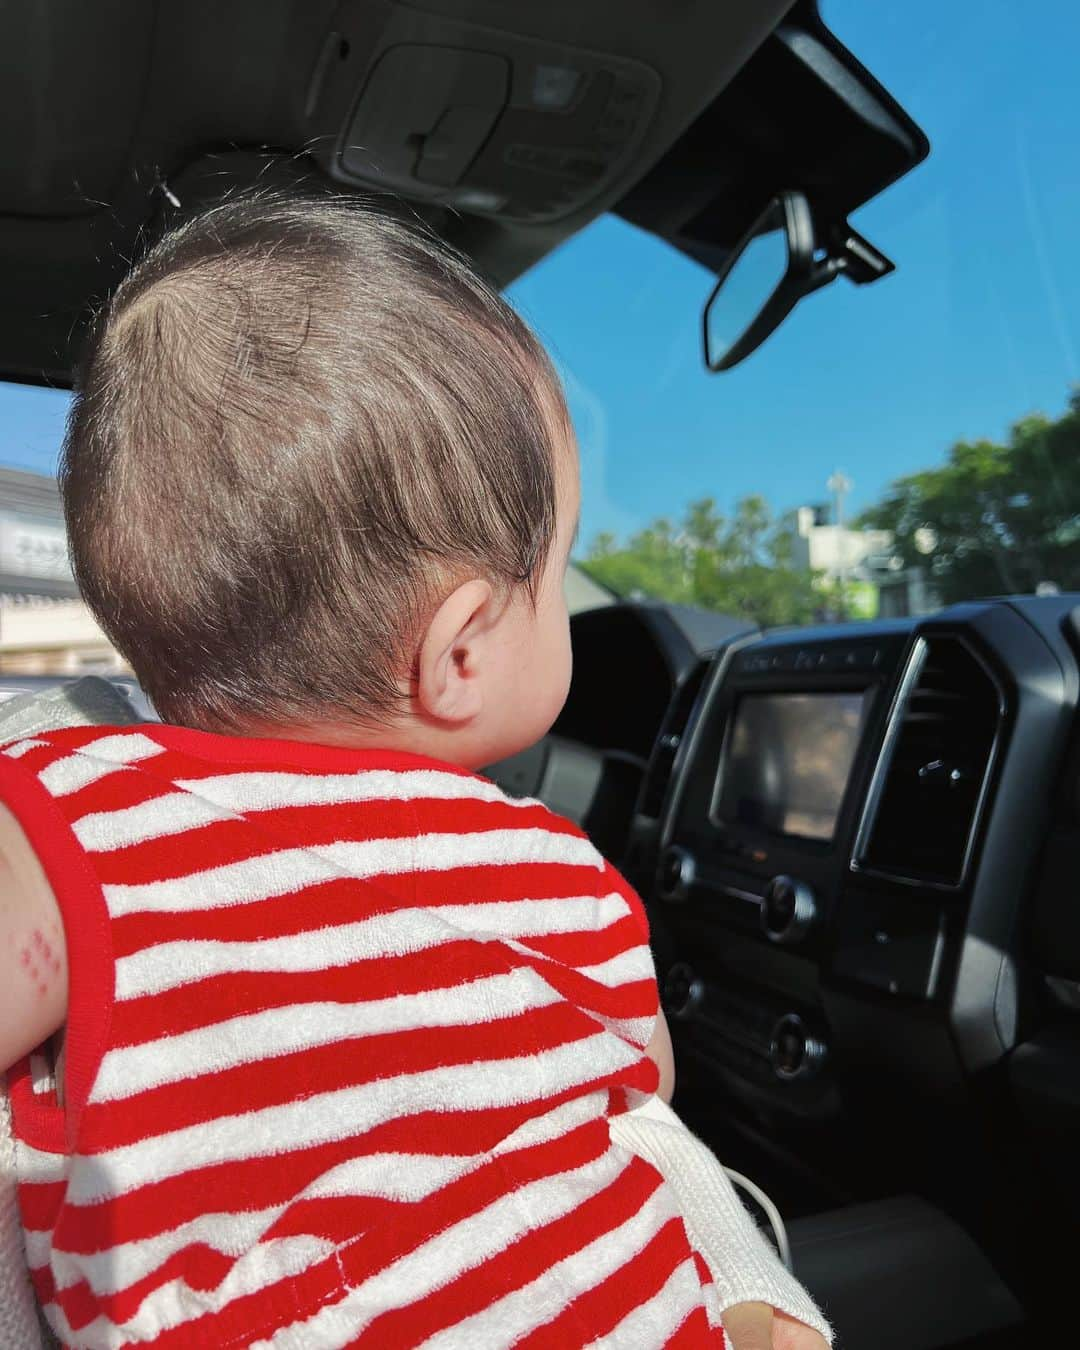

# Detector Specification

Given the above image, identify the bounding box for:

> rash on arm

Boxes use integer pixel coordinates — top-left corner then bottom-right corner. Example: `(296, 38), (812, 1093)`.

(0, 804), (67, 1076)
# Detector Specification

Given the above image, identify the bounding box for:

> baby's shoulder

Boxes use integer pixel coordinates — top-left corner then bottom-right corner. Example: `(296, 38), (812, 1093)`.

(391, 764), (626, 897)
(412, 764), (601, 850)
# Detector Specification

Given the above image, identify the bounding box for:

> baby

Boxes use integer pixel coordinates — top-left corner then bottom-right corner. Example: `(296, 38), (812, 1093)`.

(0, 197), (829, 1349)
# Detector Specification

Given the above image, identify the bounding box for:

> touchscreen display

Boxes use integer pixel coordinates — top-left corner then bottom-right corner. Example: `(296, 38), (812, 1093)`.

(714, 692), (867, 841)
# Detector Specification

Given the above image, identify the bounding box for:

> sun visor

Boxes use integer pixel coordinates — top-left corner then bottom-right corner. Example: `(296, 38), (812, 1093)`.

(616, 4), (929, 275)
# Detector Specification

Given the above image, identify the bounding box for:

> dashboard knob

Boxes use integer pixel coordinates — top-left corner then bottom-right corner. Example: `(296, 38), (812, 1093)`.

(662, 962), (705, 1020)
(769, 1013), (827, 1082)
(658, 845), (696, 902)
(761, 874), (817, 943)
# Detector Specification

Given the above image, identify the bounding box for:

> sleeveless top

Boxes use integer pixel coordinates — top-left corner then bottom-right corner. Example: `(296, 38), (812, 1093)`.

(1, 724), (724, 1349)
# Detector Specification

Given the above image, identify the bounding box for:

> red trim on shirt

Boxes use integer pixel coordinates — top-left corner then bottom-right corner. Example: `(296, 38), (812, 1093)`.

(140, 722), (481, 776)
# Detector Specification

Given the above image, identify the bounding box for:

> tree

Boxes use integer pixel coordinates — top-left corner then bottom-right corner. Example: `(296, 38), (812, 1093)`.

(580, 495), (827, 627)
(858, 391), (1080, 604)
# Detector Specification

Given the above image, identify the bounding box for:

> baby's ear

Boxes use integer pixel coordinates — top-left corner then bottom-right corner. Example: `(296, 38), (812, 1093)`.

(416, 579), (493, 724)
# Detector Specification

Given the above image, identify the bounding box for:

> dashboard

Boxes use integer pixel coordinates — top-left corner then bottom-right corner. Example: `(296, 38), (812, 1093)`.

(6, 600), (1069, 1342)
(7, 599), (1074, 1336)
(592, 595), (1080, 1288)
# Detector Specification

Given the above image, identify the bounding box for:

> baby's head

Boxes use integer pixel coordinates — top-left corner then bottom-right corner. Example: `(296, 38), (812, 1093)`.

(61, 196), (579, 767)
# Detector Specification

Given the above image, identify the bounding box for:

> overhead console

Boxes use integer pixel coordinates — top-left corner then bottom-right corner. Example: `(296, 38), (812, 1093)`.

(308, 5), (661, 223)
(642, 598), (1079, 1136)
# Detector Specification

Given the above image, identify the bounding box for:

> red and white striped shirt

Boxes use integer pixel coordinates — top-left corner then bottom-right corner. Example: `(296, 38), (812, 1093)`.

(3, 724), (724, 1348)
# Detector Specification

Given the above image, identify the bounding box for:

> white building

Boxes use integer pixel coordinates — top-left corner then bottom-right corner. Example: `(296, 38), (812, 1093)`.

(790, 505), (894, 581)
(789, 504), (939, 619)
(0, 466), (127, 675)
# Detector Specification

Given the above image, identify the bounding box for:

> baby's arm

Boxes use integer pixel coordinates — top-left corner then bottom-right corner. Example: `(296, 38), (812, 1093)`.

(0, 803), (67, 1075)
(644, 1005), (676, 1103)
(598, 857), (828, 1340)
(611, 1095), (831, 1345)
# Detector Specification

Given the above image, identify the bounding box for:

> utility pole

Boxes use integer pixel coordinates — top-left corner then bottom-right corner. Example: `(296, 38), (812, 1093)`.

(827, 471), (853, 621)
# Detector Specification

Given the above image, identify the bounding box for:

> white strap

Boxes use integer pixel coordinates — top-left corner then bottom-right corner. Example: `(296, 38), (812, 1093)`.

(611, 1095), (831, 1343)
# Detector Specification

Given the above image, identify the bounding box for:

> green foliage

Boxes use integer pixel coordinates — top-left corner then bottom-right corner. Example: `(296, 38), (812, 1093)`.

(580, 495), (827, 627)
(581, 390), (1080, 623)
(858, 390), (1080, 603)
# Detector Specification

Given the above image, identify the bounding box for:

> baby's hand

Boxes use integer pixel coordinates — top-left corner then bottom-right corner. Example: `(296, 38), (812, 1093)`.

(722, 1301), (830, 1350)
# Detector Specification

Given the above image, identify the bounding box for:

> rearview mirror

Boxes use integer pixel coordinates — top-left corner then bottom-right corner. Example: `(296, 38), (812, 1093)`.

(703, 191), (894, 372)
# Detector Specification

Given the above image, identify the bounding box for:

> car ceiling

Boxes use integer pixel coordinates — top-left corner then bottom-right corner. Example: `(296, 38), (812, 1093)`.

(0, 0), (802, 385)
(1, 0), (925, 389)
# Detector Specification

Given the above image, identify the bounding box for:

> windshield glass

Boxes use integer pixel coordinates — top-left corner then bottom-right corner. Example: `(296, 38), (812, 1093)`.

(1, 0), (1077, 634)
(507, 0), (1080, 623)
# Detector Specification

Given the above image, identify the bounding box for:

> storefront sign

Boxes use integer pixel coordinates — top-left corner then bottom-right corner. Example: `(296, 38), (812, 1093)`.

(0, 514), (73, 582)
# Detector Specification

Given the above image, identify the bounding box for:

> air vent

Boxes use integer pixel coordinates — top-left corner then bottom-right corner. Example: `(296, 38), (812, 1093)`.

(855, 637), (1002, 887)
(640, 658), (710, 818)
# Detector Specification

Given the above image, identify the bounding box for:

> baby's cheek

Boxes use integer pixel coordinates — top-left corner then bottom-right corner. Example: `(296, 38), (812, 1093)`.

(552, 629), (574, 713)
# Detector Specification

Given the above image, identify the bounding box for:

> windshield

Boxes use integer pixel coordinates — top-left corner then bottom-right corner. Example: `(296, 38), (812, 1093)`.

(506, 0), (1080, 624)
(1, 0), (1077, 635)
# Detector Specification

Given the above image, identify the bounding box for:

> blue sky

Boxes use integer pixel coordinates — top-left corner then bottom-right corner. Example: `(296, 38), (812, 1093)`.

(508, 0), (1080, 548)
(2, 382), (69, 477)
(2, 0), (1077, 556)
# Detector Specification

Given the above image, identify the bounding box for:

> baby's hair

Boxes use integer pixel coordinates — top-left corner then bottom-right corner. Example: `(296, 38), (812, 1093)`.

(61, 194), (564, 731)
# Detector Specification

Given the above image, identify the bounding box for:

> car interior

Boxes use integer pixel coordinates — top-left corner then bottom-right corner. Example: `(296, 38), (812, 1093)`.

(3, 2), (1077, 1347)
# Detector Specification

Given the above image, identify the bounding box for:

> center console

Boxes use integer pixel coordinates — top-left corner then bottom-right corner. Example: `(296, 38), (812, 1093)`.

(636, 599), (1078, 1138)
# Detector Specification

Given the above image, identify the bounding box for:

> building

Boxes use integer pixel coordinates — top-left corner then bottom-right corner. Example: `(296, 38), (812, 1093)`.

(791, 504), (894, 577)
(790, 504), (939, 619)
(0, 466), (127, 675)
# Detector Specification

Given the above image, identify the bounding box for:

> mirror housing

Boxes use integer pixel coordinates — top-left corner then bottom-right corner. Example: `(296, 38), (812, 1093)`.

(702, 190), (894, 372)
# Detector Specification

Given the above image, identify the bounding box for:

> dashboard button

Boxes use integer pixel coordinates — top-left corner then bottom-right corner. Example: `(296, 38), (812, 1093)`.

(841, 644), (882, 669)
(658, 845), (695, 902)
(762, 875), (818, 943)
(769, 1013), (827, 1081)
(662, 962), (705, 1020)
